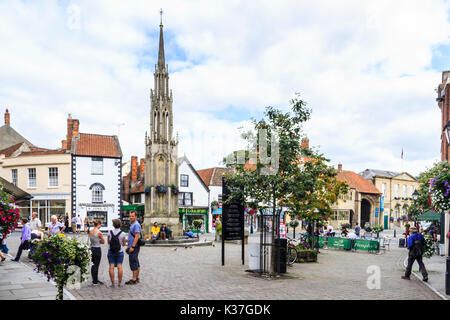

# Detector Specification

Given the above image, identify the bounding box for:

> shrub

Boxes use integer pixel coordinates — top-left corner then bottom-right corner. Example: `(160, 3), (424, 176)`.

(192, 219), (203, 230)
(31, 234), (91, 300)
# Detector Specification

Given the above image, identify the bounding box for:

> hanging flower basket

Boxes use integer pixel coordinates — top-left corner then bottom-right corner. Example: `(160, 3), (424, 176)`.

(170, 184), (179, 195)
(144, 186), (151, 194)
(389, 217), (394, 222)
(211, 200), (219, 211)
(155, 184), (168, 194)
(429, 169), (450, 213)
(0, 185), (20, 237)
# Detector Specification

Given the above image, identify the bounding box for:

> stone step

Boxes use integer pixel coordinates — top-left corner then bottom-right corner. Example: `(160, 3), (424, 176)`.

(144, 241), (213, 247)
(144, 237), (200, 245)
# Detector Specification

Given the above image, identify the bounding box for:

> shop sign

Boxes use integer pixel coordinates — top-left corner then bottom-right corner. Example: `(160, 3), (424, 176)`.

(279, 222), (286, 238)
(212, 208), (222, 215)
(179, 208), (208, 214)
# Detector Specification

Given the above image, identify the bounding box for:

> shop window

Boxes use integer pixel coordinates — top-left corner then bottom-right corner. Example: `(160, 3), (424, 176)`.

(180, 174), (189, 187)
(179, 192), (193, 206)
(218, 194), (223, 202)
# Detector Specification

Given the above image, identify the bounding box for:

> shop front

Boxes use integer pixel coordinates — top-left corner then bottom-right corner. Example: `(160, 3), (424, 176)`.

(16, 194), (70, 227)
(179, 207), (209, 233)
(77, 203), (118, 230)
(121, 204), (145, 232)
(211, 206), (222, 233)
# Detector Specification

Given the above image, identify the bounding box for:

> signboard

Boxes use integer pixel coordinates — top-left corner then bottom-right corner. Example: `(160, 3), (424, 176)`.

(353, 239), (379, 252)
(375, 207), (379, 217)
(179, 208), (208, 215)
(380, 196), (384, 212)
(279, 222), (287, 239)
(221, 178), (245, 266)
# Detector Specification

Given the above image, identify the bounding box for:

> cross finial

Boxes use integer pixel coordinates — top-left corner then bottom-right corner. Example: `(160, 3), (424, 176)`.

(160, 8), (163, 25)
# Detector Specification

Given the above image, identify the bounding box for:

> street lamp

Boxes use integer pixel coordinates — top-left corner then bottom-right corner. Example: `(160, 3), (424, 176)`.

(412, 190), (419, 201)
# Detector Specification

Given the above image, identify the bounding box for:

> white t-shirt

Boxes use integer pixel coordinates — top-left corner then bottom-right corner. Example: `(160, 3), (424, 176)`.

(76, 217), (82, 225)
(108, 228), (126, 253)
(328, 226), (334, 232)
(29, 218), (42, 231)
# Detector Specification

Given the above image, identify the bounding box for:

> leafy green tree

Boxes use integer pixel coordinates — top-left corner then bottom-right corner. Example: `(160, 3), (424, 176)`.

(409, 161), (450, 219)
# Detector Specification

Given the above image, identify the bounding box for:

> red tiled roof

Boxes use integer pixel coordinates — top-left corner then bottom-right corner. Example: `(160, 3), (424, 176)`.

(16, 150), (67, 157)
(197, 167), (232, 186)
(337, 170), (381, 195)
(0, 142), (24, 157)
(73, 133), (122, 158)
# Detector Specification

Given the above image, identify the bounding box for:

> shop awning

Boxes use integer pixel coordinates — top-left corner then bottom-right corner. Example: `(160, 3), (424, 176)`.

(0, 177), (32, 201)
(416, 209), (441, 221)
(122, 204), (145, 211)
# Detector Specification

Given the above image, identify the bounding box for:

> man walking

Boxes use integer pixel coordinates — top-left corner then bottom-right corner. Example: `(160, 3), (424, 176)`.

(354, 223), (360, 237)
(402, 227), (428, 282)
(125, 210), (141, 285)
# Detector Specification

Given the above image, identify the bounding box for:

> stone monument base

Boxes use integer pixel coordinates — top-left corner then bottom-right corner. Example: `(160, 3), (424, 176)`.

(142, 216), (183, 238)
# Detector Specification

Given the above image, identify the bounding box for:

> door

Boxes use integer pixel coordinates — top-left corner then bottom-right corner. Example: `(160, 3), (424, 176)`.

(384, 215), (389, 230)
(361, 199), (371, 228)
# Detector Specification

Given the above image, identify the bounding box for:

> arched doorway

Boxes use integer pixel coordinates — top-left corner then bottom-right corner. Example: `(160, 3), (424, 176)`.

(361, 199), (371, 227)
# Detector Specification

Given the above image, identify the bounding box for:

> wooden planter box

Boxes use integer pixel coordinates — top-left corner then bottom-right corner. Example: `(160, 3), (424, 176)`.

(296, 250), (317, 263)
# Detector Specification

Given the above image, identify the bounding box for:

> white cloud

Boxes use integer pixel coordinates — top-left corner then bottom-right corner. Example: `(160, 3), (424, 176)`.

(0, 0), (448, 175)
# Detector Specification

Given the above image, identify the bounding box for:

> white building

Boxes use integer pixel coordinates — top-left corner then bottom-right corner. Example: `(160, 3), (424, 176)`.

(71, 132), (122, 231)
(178, 156), (210, 233)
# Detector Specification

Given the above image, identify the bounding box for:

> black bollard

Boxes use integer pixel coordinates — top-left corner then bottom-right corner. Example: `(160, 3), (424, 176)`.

(394, 229), (396, 238)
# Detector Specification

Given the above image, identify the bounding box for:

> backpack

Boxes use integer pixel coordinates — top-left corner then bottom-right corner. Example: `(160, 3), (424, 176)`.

(110, 230), (122, 254)
(412, 239), (424, 257)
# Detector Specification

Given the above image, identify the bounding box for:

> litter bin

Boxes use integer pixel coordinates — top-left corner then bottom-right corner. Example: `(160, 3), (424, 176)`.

(274, 238), (287, 274)
(248, 243), (260, 271)
(343, 238), (352, 250)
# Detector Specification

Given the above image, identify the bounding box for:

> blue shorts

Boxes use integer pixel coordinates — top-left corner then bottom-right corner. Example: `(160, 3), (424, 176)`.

(107, 250), (124, 267)
(128, 246), (140, 271)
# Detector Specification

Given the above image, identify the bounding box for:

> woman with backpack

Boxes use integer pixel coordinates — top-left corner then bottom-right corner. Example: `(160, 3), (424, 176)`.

(107, 219), (127, 287)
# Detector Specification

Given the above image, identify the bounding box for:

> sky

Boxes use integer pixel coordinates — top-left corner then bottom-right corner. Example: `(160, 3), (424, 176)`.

(1, 0), (450, 176)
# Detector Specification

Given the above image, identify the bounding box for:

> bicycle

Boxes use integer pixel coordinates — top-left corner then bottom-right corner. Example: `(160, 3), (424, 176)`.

(286, 236), (300, 266)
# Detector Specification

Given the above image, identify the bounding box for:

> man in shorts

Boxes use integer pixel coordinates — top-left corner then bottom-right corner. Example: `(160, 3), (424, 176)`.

(125, 211), (141, 285)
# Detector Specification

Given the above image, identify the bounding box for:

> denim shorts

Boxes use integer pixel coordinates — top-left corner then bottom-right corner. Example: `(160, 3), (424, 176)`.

(107, 250), (124, 267)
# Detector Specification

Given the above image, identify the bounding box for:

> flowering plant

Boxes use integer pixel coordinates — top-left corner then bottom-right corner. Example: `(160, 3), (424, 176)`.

(289, 219), (300, 228)
(423, 234), (436, 259)
(170, 184), (179, 195)
(144, 186), (151, 194)
(389, 216), (394, 222)
(155, 184), (168, 194)
(0, 183), (20, 237)
(429, 168), (450, 213)
(31, 234), (91, 300)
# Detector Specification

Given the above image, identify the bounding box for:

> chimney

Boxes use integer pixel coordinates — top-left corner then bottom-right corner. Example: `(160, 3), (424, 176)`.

(131, 156), (138, 181)
(61, 140), (67, 149)
(72, 119), (80, 137)
(139, 158), (145, 177)
(66, 114), (74, 151)
(301, 137), (309, 148)
(338, 163), (343, 172)
(4, 109), (10, 125)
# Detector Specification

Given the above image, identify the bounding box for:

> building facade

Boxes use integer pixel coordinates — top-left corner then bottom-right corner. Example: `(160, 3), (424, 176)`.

(437, 70), (450, 256)
(359, 169), (418, 229)
(68, 116), (123, 231)
(329, 164), (382, 229)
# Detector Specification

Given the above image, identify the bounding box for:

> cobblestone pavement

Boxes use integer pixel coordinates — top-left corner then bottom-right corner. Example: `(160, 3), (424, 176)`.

(4, 232), (440, 300)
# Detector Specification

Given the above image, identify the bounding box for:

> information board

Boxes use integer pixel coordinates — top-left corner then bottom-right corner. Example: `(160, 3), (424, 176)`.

(222, 180), (244, 241)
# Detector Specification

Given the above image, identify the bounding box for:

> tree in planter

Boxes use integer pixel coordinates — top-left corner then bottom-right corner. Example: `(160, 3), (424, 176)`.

(223, 93), (313, 274)
(371, 225), (384, 238)
(192, 219), (203, 233)
(31, 234), (91, 300)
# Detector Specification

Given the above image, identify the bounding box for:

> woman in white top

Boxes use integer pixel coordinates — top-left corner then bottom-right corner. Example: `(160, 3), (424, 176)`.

(107, 219), (127, 287)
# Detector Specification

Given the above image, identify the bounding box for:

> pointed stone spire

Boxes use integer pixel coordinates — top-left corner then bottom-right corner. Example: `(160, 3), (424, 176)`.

(158, 9), (165, 71)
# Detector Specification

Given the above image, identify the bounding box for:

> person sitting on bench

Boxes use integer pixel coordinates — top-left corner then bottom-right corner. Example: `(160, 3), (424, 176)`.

(159, 224), (172, 240)
(151, 222), (160, 241)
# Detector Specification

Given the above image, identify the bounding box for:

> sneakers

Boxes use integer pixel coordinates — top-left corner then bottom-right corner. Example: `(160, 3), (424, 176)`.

(136, 277), (140, 283)
(92, 280), (104, 285)
(401, 276), (410, 280)
(125, 279), (137, 285)
(423, 277), (428, 282)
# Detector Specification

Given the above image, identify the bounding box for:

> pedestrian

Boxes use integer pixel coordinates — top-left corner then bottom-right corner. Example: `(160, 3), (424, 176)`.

(107, 219), (126, 287)
(89, 219), (105, 285)
(151, 222), (160, 241)
(0, 234), (7, 263)
(125, 210), (141, 285)
(84, 216), (90, 234)
(71, 215), (77, 233)
(354, 223), (360, 237)
(29, 212), (42, 232)
(76, 215), (82, 234)
(402, 226), (428, 282)
(13, 218), (31, 262)
(64, 213), (69, 233)
(48, 215), (65, 236)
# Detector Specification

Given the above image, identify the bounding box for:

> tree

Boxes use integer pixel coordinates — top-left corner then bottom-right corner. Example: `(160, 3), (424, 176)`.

(409, 161), (450, 218)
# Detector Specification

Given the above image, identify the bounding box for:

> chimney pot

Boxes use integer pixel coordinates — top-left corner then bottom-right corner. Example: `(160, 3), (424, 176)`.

(338, 163), (343, 172)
